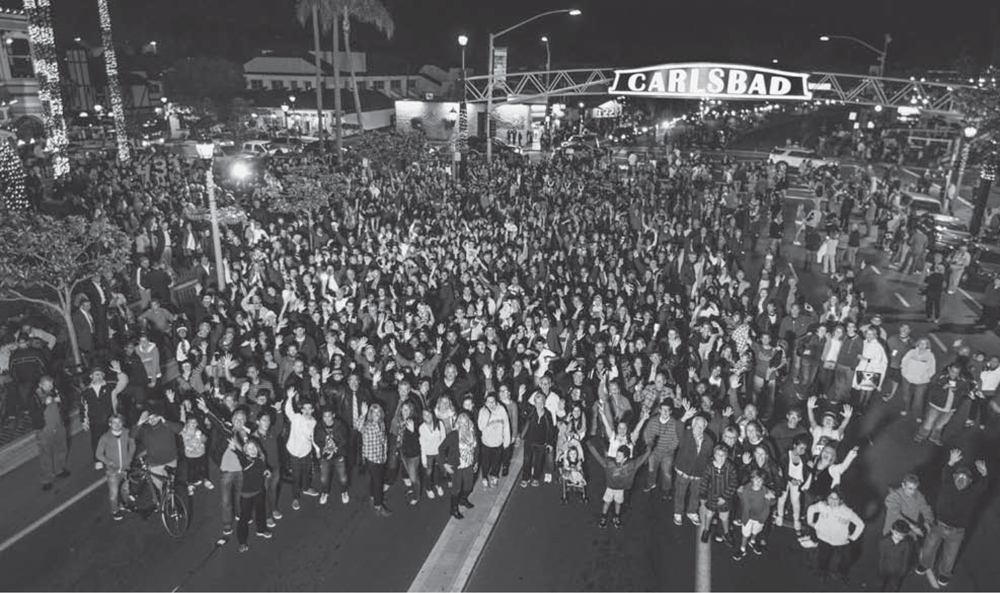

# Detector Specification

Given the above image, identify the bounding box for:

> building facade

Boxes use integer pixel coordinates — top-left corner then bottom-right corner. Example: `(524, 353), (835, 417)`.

(0, 8), (43, 124)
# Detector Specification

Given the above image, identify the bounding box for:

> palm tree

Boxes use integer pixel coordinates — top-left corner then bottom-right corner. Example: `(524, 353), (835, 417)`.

(339, 0), (394, 134)
(296, 0), (325, 152)
(96, 0), (130, 162)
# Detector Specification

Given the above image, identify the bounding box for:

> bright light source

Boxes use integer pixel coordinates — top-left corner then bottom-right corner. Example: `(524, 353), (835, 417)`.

(541, 36), (549, 43)
(874, 104), (883, 112)
(195, 143), (214, 160)
(964, 126), (978, 138)
(230, 161), (252, 181)
(457, 34), (468, 47)
(568, 9), (582, 16)
(819, 36), (830, 41)
(772, 59), (779, 64)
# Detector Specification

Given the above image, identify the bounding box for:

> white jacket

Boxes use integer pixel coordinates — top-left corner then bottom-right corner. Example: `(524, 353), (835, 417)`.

(284, 396), (316, 458)
(808, 501), (865, 546)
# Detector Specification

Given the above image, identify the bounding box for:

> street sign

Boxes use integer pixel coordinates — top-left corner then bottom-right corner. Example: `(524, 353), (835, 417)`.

(609, 62), (812, 101)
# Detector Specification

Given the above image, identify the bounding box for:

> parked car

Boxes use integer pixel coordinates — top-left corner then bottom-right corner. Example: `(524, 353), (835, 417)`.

(242, 140), (273, 157)
(560, 133), (601, 150)
(467, 137), (524, 162)
(269, 137), (306, 155)
(962, 241), (1000, 291)
(606, 126), (637, 145)
(900, 190), (944, 215)
(553, 141), (602, 161)
(915, 212), (971, 254)
(768, 145), (837, 172)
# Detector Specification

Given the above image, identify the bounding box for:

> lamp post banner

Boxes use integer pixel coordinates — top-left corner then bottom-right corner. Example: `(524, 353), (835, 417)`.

(493, 47), (508, 84)
(609, 63), (812, 100)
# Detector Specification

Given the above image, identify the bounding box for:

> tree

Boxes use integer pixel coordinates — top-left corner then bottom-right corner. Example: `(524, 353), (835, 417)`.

(162, 57), (246, 122)
(97, 0), (131, 163)
(297, 0), (326, 152)
(340, 0), (394, 134)
(0, 139), (27, 212)
(23, 0), (70, 176)
(0, 214), (132, 367)
(266, 165), (348, 248)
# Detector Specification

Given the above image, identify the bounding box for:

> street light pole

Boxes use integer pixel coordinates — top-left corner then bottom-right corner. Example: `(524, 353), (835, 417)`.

(820, 33), (890, 76)
(541, 36), (551, 87)
(486, 8), (581, 166)
(195, 143), (226, 290)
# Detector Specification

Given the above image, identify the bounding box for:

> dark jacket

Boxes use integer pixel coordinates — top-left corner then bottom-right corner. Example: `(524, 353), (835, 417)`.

(315, 417), (350, 460)
(238, 451), (268, 496)
(878, 534), (915, 577)
(936, 464), (987, 529)
(522, 407), (557, 447)
(586, 440), (650, 490)
(674, 421), (715, 477)
(131, 420), (182, 466)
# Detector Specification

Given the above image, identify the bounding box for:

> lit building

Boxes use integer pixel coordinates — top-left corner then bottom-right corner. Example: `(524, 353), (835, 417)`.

(62, 41), (164, 118)
(243, 88), (395, 135)
(0, 7), (43, 124)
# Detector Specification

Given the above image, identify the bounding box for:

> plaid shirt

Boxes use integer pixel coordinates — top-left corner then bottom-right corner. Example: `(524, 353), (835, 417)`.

(361, 420), (387, 464)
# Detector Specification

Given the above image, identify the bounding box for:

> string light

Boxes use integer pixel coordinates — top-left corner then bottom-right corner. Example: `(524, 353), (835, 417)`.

(0, 138), (28, 211)
(97, 0), (131, 163)
(23, 0), (69, 177)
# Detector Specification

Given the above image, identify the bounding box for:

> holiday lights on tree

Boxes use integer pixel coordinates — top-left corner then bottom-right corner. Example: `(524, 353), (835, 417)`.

(0, 138), (28, 212)
(22, 0), (69, 177)
(97, 0), (130, 163)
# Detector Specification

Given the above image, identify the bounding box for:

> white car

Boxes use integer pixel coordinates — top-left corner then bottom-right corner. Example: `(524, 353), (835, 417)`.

(768, 146), (836, 172)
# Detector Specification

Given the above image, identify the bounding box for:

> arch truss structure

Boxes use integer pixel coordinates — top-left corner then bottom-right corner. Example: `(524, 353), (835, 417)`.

(464, 68), (976, 117)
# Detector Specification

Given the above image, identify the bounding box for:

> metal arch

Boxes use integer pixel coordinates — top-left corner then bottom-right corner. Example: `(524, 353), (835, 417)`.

(464, 67), (977, 116)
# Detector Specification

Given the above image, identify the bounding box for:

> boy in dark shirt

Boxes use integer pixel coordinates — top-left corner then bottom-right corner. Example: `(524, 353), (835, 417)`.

(877, 520), (915, 591)
(586, 441), (650, 529)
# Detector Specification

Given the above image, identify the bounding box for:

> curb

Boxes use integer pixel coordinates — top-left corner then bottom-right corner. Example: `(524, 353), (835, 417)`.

(0, 411), (84, 479)
(408, 442), (525, 593)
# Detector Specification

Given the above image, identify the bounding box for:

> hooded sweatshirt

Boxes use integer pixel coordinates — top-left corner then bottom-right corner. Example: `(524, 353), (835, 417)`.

(808, 500), (865, 546)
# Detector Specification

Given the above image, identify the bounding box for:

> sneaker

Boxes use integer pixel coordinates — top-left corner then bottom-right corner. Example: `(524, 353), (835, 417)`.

(732, 548), (746, 561)
(222, 526), (233, 536)
(937, 576), (950, 587)
(409, 496), (418, 506)
(489, 476), (499, 487)
(376, 505), (393, 518)
(292, 499), (301, 511)
(520, 480), (529, 488)
(714, 533), (726, 543)
(613, 516), (622, 528)
(112, 510), (124, 521)
(257, 529), (273, 539)
(643, 484), (657, 493)
(56, 469), (71, 479)
(772, 512), (782, 526)
(204, 480), (215, 490)
(266, 517), (276, 529)
(687, 513), (701, 526)
(238, 544), (249, 553)
(482, 478), (490, 489)
(749, 539), (762, 555)
(599, 516), (608, 529)
(319, 493), (329, 505)
(341, 492), (350, 504)
(435, 485), (444, 497)
(383, 483), (390, 492)
(964, 420), (975, 428)
(426, 488), (436, 499)
(272, 510), (283, 520)
(793, 521), (802, 534)
(459, 498), (475, 509)
(799, 537), (818, 549)
(531, 479), (540, 487)
(303, 488), (320, 497)
(544, 473), (553, 483)
(674, 514), (683, 526)
(187, 484), (195, 496)
(900, 410), (908, 416)
(916, 566), (928, 576)
(95, 461), (104, 471)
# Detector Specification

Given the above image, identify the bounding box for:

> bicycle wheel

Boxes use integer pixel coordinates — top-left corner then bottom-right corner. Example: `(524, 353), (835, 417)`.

(161, 491), (190, 538)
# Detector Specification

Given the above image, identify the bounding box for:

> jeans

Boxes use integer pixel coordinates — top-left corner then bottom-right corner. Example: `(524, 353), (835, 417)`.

(798, 358), (819, 389)
(37, 429), (67, 485)
(817, 540), (854, 578)
(919, 521), (965, 579)
(899, 379), (928, 417)
(237, 491), (267, 545)
(522, 443), (547, 481)
(481, 445), (502, 479)
(318, 455), (349, 494)
(646, 451), (676, 492)
(423, 454), (440, 491)
(366, 460), (386, 507)
(925, 294), (942, 320)
(289, 454), (312, 498)
(500, 445), (514, 473)
(915, 406), (955, 443)
(385, 434), (400, 486)
(402, 455), (420, 490)
(673, 472), (701, 516)
(264, 468), (280, 517)
(219, 470), (243, 531)
(106, 469), (128, 513)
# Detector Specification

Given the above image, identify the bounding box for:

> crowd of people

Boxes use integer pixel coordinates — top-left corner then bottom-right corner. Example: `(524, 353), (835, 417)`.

(0, 123), (994, 587)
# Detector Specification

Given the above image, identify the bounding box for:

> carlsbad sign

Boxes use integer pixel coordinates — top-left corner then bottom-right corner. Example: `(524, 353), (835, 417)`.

(609, 62), (812, 101)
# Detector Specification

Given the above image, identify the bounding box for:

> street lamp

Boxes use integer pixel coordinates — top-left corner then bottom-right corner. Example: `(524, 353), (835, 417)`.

(541, 36), (551, 86)
(820, 33), (891, 76)
(486, 8), (581, 164)
(195, 143), (226, 290)
(281, 103), (290, 129)
(457, 34), (469, 165)
(951, 125), (978, 209)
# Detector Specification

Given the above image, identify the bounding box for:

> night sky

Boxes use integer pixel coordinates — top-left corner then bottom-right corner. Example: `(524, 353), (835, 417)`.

(8, 0), (1000, 75)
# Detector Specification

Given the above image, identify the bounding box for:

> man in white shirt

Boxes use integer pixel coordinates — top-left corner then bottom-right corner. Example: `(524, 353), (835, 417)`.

(808, 489), (865, 584)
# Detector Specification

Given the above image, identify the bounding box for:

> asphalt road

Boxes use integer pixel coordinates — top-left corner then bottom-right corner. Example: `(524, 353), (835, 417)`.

(468, 174), (1000, 593)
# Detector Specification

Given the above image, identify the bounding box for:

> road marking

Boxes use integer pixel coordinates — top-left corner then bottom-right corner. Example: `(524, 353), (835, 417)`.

(958, 288), (982, 310)
(0, 477), (106, 555)
(696, 534), (711, 592)
(894, 293), (911, 308)
(869, 265), (881, 275)
(929, 334), (947, 352)
(787, 261), (798, 281)
(957, 196), (973, 208)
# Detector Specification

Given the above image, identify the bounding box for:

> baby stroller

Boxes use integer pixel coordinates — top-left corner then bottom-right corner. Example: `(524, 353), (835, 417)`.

(559, 441), (589, 504)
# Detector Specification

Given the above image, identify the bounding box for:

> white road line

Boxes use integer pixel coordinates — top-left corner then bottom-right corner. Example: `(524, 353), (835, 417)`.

(957, 196), (973, 208)
(787, 261), (798, 281)
(869, 265), (881, 275)
(696, 535), (711, 592)
(894, 293), (911, 308)
(0, 477), (106, 555)
(929, 334), (947, 352)
(958, 287), (982, 310)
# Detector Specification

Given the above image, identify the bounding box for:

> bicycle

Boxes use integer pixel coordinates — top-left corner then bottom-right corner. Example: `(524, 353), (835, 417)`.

(120, 457), (190, 538)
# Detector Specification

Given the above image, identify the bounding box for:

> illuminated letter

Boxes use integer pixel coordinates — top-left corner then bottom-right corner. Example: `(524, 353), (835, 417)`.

(667, 69), (686, 93)
(769, 76), (791, 96)
(689, 68), (702, 94)
(706, 68), (725, 94)
(627, 73), (647, 92)
(726, 69), (747, 94)
(747, 73), (768, 95)
(648, 72), (665, 93)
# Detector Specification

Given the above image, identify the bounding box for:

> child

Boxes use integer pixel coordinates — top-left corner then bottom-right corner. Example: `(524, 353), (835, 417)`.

(585, 440), (650, 529)
(877, 520), (915, 591)
(733, 469), (777, 560)
(560, 441), (587, 504)
(700, 444), (738, 544)
(180, 407), (211, 495)
(234, 437), (273, 552)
